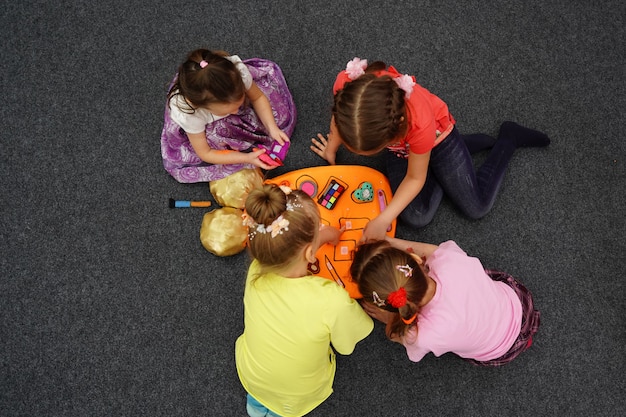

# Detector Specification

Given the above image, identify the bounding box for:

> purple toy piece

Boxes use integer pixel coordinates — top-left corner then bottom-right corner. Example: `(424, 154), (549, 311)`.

(257, 140), (290, 166)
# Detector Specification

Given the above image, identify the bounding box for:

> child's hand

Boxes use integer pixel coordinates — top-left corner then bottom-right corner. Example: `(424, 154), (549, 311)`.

(319, 224), (345, 246)
(310, 133), (337, 165)
(268, 127), (290, 146)
(248, 148), (278, 170)
(360, 217), (390, 243)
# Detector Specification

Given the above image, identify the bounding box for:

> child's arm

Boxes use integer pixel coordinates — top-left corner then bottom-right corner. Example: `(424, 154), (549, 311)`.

(385, 236), (439, 260)
(317, 224), (345, 247)
(361, 301), (404, 344)
(247, 83), (289, 145)
(361, 300), (396, 324)
(187, 132), (277, 169)
(362, 151), (430, 242)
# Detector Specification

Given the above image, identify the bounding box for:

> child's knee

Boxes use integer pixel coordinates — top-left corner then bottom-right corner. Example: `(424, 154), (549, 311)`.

(399, 210), (434, 229)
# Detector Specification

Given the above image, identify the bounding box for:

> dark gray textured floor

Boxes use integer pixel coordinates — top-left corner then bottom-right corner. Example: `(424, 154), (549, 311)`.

(2, 1), (624, 416)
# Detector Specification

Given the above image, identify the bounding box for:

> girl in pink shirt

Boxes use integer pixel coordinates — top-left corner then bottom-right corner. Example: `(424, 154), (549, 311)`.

(350, 237), (540, 365)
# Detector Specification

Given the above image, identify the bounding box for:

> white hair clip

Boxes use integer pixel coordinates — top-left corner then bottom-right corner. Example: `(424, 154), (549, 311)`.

(285, 200), (302, 212)
(279, 185), (292, 195)
(265, 215), (290, 238)
(396, 264), (413, 278)
(242, 213), (290, 239)
(372, 291), (386, 307)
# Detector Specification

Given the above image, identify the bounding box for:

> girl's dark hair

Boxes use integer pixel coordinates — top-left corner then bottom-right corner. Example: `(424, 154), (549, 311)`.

(350, 240), (428, 340)
(167, 49), (246, 113)
(245, 184), (320, 275)
(332, 61), (409, 153)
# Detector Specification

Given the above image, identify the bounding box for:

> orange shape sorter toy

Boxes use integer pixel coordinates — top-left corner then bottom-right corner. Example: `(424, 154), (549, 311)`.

(267, 165), (396, 298)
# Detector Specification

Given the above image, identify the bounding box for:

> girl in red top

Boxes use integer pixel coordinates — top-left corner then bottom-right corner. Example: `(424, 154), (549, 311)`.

(311, 58), (550, 240)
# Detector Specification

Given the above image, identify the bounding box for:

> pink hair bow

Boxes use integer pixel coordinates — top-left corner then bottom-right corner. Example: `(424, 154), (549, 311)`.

(345, 57), (368, 80)
(394, 74), (415, 99)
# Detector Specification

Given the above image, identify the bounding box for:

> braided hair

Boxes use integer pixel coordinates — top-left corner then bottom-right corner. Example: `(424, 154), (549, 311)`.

(332, 61), (409, 153)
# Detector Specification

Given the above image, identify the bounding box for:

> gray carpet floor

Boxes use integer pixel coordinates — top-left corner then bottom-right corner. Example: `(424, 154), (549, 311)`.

(2, 1), (624, 416)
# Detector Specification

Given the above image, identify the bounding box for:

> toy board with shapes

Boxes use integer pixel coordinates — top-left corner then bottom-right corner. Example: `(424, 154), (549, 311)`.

(267, 165), (396, 298)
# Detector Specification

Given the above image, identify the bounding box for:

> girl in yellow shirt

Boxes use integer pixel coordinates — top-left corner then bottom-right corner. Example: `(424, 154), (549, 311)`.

(236, 184), (373, 417)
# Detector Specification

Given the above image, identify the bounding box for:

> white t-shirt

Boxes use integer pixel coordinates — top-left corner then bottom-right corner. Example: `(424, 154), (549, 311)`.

(168, 55), (253, 134)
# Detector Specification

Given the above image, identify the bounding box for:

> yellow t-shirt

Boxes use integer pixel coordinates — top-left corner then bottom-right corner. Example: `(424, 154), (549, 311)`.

(235, 260), (373, 417)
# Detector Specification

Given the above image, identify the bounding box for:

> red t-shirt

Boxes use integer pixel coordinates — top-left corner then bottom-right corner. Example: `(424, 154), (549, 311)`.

(333, 66), (456, 156)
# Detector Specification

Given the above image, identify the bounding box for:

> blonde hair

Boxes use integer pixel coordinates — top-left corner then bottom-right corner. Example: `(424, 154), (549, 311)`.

(350, 240), (428, 340)
(245, 184), (320, 275)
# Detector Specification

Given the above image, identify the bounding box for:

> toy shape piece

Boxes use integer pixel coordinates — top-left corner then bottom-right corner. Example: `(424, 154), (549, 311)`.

(317, 179), (346, 210)
(353, 182), (374, 202)
(256, 140), (290, 166)
(300, 181), (316, 196)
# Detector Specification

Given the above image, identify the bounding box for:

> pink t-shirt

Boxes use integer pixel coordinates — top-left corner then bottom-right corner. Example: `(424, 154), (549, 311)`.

(333, 67), (455, 156)
(402, 241), (522, 362)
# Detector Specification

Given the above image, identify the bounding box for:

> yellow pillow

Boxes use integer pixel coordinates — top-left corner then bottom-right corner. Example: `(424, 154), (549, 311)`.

(209, 168), (263, 209)
(200, 208), (247, 256)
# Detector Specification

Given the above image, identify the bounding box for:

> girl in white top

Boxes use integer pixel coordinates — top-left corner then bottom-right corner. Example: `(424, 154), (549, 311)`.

(161, 49), (296, 182)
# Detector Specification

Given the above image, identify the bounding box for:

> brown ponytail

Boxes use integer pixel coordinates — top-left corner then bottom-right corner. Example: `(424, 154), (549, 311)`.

(351, 240), (428, 340)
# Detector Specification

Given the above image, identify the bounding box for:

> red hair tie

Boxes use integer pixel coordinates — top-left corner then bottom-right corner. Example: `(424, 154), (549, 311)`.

(387, 287), (407, 308)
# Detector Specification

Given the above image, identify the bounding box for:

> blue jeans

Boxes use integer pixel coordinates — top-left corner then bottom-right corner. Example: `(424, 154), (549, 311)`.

(246, 394), (282, 417)
(386, 127), (516, 228)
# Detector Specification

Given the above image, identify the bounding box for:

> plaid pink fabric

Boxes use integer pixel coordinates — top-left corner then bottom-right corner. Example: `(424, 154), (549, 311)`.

(465, 270), (540, 366)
